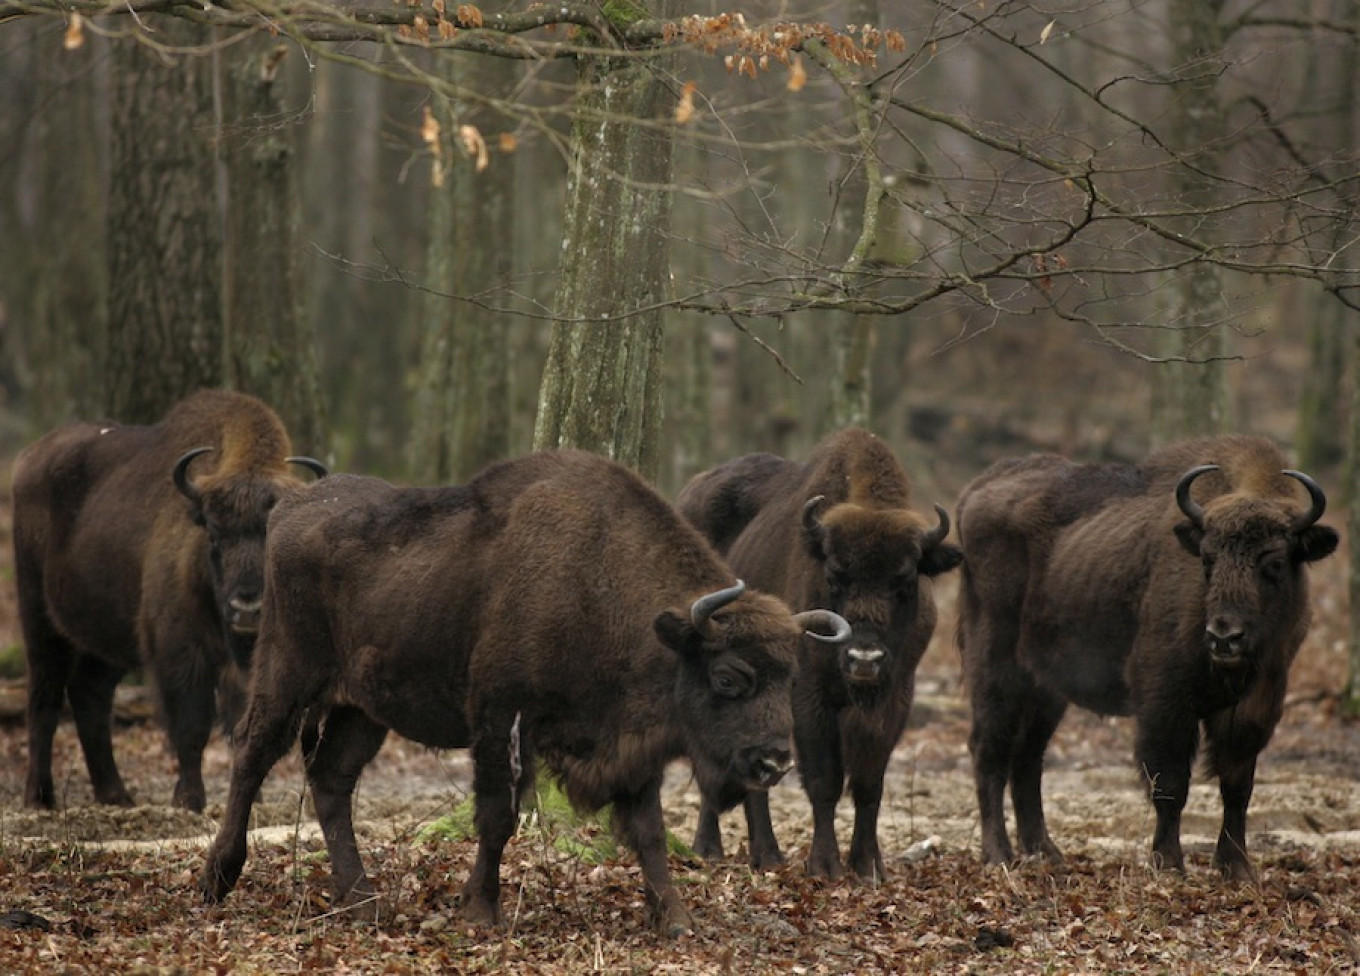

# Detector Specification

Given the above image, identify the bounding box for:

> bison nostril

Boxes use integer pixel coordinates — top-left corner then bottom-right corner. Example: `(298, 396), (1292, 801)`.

(848, 647), (885, 664)
(230, 595), (262, 612)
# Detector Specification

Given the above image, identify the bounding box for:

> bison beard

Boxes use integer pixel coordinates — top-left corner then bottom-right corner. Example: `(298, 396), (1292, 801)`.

(197, 451), (848, 935)
(677, 428), (963, 881)
(956, 435), (1337, 880)
(11, 389), (324, 813)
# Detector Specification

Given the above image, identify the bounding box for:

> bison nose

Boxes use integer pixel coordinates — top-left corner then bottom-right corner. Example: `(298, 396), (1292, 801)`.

(228, 593), (263, 634)
(845, 645), (886, 684)
(741, 745), (794, 790)
(1206, 618), (1247, 665)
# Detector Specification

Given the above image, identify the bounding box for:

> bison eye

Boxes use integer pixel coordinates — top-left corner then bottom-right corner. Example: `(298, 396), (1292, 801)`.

(710, 662), (754, 700)
(1260, 555), (1287, 584)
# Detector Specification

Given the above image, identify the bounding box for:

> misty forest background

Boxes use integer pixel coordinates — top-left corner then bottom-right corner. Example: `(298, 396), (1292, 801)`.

(1, 0), (1359, 703)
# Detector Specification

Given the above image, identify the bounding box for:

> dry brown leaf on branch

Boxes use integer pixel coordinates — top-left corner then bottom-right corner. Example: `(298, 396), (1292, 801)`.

(787, 55), (807, 92)
(459, 124), (490, 172)
(63, 13), (84, 50)
(457, 4), (483, 27)
(675, 82), (698, 124)
(498, 132), (518, 153)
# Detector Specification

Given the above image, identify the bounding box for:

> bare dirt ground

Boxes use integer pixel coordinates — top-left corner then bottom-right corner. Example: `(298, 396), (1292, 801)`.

(1, 494), (1359, 971)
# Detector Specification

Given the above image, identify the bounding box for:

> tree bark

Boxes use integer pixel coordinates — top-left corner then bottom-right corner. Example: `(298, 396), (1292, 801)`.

(1148, 0), (1230, 445)
(105, 19), (223, 422)
(221, 38), (326, 453)
(532, 34), (675, 481)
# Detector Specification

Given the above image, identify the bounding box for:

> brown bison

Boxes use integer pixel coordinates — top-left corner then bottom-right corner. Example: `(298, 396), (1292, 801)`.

(197, 450), (849, 934)
(678, 428), (963, 880)
(956, 435), (1337, 880)
(11, 389), (326, 812)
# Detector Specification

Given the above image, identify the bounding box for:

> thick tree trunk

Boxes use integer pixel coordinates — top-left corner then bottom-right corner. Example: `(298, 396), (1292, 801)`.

(1148, 0), (1230, 446)
(3, 26), (106, 428)
(221, 39), (326, 453)
(532, 43), (675, 481)
(105, 19), (223, 422)
(410, 54), (514, 485)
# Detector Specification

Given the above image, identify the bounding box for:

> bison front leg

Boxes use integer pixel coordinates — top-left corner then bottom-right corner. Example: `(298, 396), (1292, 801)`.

(200, 692), (309, 904)
(304, 706), (391, 916)
(1207, 726), (1264, 883)
(1135, 717), (1198, 874)
(460, 714), (524, 929)
(795, 709), (847, 880)
(742, 790), (786, 870)
(614, 780), (693, 936)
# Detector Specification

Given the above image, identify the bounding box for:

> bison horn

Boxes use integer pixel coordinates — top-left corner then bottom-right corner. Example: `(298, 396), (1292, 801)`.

(801, 495), (827, 533)
(1174, 464), (1218, 527)
(287, 456), (329, 480)
(923, 503), (951, 549)
(690, 580), (747, 633)
(793, 609), (852, 645)
(1282, 469), (1326, 532)
(173, 447), (213, 503)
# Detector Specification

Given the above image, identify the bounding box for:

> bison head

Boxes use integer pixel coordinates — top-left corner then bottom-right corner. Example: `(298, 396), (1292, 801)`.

(174, 447), (327, 665)
(802, 496), (964, 700)
(654, 581), (849, 810)
(1173, 464), (1337, 672)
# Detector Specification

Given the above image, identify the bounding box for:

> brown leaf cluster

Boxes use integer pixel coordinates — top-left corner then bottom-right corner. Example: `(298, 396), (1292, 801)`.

(666, 14), (906, 75)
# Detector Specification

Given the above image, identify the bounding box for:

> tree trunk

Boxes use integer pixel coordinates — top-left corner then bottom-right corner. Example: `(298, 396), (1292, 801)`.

(409, 54), (514, 485)
(1148, 0), (1230, 446)
(221, 38), (326, 453)
(105, 19), (223, 423)
(2, 26), (106, 429)
(532, 36), (676, 481)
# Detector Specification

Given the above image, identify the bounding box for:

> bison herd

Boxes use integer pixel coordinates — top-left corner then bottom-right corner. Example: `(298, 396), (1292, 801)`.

(9, 391), (1338, 935)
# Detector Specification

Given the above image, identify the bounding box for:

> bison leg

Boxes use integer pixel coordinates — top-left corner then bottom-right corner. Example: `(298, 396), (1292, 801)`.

(460, 713), (524, 929)
(1135, 717), (1198, 874)
(156, 657), (219, 814)
(614, 779), (693, 936)
(1009, 690), (1067, 863)
(795, 709), (846, 880)
(22, 624), (76, 809)
(1206, 720), (1265, 883)
(967, 672), (1031, 866)
(67, 655), (135, 807)
(304, 706), (390, 913)
(200, 691), (310, 903)
(742, 790), (786, 870)
(691, 796), (726, 861)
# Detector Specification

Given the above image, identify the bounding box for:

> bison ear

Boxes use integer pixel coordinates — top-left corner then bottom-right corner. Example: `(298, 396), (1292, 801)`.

(1173, 520), (1203, 556)
(654, 610), (701, 657)
(920, 541), (963, 577)
(1295, 525), (1339, 564)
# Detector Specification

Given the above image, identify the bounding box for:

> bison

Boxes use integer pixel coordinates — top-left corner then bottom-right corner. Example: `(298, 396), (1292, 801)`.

(678, 428), (963, 880)
(955, 435), (1337, 880)
(197, 450), (849, 934)
(12, 389), (326, 812)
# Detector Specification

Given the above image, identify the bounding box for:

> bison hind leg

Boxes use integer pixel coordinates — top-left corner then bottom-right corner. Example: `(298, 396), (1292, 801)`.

(1010, 689), (1067, 864)
(67, 654), (135, 807)
(691, 797), (726, 861)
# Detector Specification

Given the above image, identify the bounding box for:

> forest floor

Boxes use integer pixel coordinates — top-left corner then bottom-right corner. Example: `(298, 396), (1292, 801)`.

(1, 502), (1360, 972)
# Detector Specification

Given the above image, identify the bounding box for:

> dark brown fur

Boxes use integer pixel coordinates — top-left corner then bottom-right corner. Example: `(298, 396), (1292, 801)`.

(956, 435), (1338, 879)
(679, 428), (963, 880)
(198, 451), (840, 934)
(11, 389), (321, 812)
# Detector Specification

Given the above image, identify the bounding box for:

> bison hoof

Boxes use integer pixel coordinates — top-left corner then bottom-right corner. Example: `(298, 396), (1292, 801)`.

(651, 902), (694, 937)
(749, 849), (786, 872)
(804, 855), (845, 881)
(458, 893), (502, 929)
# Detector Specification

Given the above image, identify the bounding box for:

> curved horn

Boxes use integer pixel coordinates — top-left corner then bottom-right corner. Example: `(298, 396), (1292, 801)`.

(801, 495), (827, 533)
(173, 447), (213, 503)
(690, 580), (747, 632)
(287, 456), (329, 480)
(793, 609), (852, 645)
(922, 503), (951, 550)
(1174, 464), (1218, 527)
(1282, 469), (1326, 533)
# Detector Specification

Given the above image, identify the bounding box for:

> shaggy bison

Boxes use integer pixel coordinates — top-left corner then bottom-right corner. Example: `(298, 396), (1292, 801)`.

(12, 389), (326, 812)
(956, 435), (1337, 879)
(197, 450), (849, 934)
(679, 428), (963, 880)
